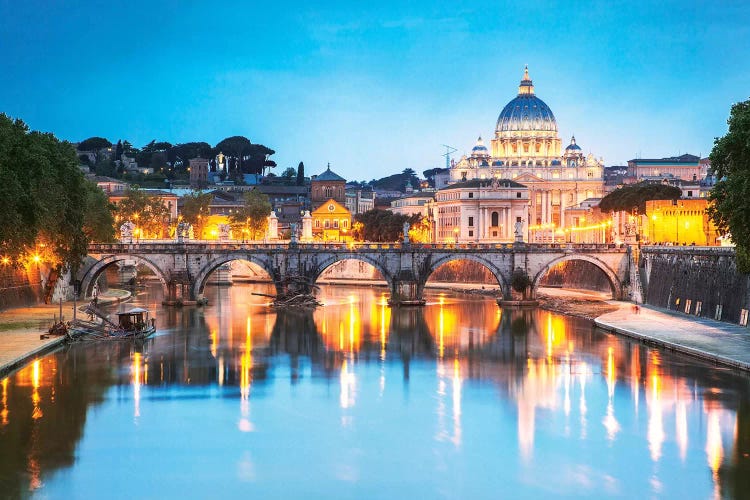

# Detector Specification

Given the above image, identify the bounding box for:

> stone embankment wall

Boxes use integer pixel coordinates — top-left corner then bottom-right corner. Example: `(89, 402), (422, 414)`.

(0, 266), (44, 310)
(641, 247), (749, 324)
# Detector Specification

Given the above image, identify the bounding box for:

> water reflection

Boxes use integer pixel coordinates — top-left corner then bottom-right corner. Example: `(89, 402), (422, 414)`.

(0, 283), (749, 497)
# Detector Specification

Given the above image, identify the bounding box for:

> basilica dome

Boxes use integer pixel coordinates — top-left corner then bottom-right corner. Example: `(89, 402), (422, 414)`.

(495, 67), (557, 134)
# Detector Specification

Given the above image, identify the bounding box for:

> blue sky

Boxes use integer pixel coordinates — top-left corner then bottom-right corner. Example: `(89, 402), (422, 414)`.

(1, 1), (748, 181)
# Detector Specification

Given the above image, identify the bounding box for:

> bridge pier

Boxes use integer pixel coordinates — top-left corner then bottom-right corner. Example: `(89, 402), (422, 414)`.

(388, 270), (426, 307)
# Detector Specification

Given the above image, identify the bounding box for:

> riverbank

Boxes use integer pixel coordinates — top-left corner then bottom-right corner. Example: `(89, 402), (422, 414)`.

(595, 304), (750, 371)
(0, 289), (131, 377)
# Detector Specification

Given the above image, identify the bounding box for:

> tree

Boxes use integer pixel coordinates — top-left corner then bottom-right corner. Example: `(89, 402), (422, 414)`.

(0, 114), (93, 272)
(82, 180), (116, 242)
(599, 182), (681, 214)
(229, 188), (272, 240)
(180, 191), (214, 238)
(214, 136), (276, 175)
(353, 209), (420, 242)
(708, 98), (750, 272)
(281, 167), (296, 180)
(116, 186), (171, 238)
(296, 161), (305, 186)
(77, 137), (112, 152)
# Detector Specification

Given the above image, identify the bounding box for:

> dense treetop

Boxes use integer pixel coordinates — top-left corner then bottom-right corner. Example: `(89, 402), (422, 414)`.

(598, 182), (682, 214)
(708, 98), (750, 272)
(0, 115), (114, 271)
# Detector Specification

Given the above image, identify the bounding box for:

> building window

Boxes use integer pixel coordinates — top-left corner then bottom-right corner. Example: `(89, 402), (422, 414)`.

(343, 220), (348, 229)
(491, 212), (499, 226)
(468, 192), (474, 198)
(325, 220), (330, 228)
(468, 230), (474, 237)
(492, 231), (498, 237)
(516, 192), (522, 198)
(468, 217), (474, 227)
(687, 191), (693, 197)
(334, 220), (339, 228)
(315, 220), (320, 228)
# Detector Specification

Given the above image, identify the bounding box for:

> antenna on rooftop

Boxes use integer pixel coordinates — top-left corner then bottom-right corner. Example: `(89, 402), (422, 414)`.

(442, 144), (457, 169)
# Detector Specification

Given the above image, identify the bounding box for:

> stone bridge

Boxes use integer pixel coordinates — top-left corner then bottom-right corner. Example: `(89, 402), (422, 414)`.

(77, 241), (632, 306)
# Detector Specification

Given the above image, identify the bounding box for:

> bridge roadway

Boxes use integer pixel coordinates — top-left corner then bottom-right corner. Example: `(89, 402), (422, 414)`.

(79, 240), (632, 306)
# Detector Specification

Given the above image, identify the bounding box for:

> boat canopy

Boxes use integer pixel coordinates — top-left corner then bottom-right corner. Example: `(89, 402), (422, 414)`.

(117, 308), (149, 315)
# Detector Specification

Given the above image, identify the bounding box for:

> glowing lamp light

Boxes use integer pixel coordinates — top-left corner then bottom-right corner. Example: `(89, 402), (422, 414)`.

(32, 254), (41, 264)
(1, 257), (9, 265)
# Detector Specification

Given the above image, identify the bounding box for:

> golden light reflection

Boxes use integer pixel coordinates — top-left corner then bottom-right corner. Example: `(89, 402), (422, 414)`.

(31, 360), (42, 420)
(603, 347), (620, 441)
(676, 400), (688, 461)
(705, 408), (723, 486)
(647, 372), (664, 462)
(1, 377), (8, 426)
(379, 293), (389, 360)
(451, 358), (463, 447)
(339, 359), (356, 410)
(238, 325), (254, 433)
(132, 352), (141, 418)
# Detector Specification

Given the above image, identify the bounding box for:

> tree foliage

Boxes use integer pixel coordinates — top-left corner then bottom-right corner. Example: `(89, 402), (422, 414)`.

(229, 188), (272, 240)
(599, 182), (681, 214)
(214, 136), (275, 175)
(353, 209), (421, 242)
(82, 181), (116, 243)
(296, 161), (305, 186)
(180, 191), (214, 238)
(116, 186), (171, 238)
(0, 114), (98, 271)
(77, 137), (112, 151)
(708, 98), (750, 272)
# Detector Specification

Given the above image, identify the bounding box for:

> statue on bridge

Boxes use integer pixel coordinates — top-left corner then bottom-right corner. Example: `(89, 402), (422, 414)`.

(403, 221), (410, 244)
(175, 221), (192, 242)
(120, 221), (135, 244)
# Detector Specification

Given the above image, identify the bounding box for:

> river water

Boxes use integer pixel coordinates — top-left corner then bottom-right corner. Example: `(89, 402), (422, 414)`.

(1, 283), (749, 498)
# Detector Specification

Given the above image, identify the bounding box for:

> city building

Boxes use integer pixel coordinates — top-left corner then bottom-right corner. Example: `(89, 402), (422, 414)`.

(434, 179), (529, 243)
(310, 164), (346, 211)
(449, 67), (606, 241)
(188, 158), (209, 188)
(345, 185), (375, 215)
(311, 199), (352, 241)
(626, 154), (705, 182)
(390, 192), (435, 218)
(645, 199), (719, 246)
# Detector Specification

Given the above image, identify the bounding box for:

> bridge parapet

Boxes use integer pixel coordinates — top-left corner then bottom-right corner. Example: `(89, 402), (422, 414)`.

(82, 241), (631, 305)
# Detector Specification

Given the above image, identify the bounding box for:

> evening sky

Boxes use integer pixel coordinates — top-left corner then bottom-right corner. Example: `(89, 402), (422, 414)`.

(1, 0), (748, 180)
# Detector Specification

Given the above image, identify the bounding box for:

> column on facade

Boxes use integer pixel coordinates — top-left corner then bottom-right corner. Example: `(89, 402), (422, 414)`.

(541, 191), (547, 224)
(559, 190), (565, 230)
(547, 191), (553, 225)
(504, 208), (510, 239)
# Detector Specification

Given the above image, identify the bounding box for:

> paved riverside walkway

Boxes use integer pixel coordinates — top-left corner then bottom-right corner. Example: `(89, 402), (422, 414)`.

(0, 290), (130, 377)
(595, 304), (750, 371)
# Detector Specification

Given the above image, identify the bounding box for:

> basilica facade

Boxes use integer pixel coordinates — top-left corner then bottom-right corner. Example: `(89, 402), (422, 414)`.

(444, 67), (605, 242)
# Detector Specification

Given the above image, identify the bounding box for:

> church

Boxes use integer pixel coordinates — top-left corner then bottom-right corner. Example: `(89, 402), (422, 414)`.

(441, 67), (606, 242)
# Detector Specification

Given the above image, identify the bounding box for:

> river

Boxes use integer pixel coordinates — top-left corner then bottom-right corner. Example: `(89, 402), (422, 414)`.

(1, 283), (749, 498)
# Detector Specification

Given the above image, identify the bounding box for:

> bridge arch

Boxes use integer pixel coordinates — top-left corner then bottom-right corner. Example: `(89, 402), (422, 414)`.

(192, 253), (277, 300)
(310, 253), (393, 286)
(78, 254), (169, 298)
(422, 253), (510, 299)
(531, 254), (623, 300)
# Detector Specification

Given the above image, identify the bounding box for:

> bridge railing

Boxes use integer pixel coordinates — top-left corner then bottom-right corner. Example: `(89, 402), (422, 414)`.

(89, 240), (627, 253)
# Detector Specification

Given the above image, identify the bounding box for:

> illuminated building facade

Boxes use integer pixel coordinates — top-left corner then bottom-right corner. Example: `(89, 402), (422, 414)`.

(311, 199), (352, 241)
(434, 179), (529, 243)
(450, 67), (606, 242)
(645, 199), (719, 246)
(627, 154), (706, 182)
(311, 164), (346, 211)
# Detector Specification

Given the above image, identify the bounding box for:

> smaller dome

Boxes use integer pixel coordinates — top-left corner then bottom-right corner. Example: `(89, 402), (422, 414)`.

(565, 135), (582, 151)
(470, 136), (490, 157)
